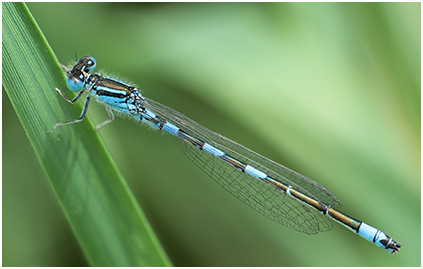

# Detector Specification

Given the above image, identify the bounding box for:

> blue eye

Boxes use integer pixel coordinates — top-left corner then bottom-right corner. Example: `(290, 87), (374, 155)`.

(66, 74), (84, 92)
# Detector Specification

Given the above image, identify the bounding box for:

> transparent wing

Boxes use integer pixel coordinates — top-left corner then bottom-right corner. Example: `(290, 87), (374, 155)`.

(145, 98), (343, 234)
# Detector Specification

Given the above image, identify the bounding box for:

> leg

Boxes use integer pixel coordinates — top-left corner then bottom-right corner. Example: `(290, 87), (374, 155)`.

(56, 87), (84, 104)
(48, 96), (91, 133)
(96, 104), (115, 130)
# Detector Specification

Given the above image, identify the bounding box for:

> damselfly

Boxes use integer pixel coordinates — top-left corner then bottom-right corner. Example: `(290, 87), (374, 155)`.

(50, 56), (401, 253)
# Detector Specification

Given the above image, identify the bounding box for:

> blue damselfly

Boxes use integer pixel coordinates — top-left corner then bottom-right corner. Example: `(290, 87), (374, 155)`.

(50, 56), (401, 253)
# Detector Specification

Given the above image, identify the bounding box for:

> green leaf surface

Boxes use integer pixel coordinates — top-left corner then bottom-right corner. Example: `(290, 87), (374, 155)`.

(2, 3), (171, 266)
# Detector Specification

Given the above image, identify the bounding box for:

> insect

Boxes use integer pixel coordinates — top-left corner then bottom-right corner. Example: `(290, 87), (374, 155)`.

(50, 56), (401, 253)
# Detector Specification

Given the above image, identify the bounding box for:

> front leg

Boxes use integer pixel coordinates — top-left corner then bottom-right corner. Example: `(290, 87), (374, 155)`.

(55, 87), (84, 104)
(48, 95), (91, 133)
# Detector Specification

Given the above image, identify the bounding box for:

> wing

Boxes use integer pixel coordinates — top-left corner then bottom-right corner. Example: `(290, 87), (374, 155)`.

(144, 97), (343, 234)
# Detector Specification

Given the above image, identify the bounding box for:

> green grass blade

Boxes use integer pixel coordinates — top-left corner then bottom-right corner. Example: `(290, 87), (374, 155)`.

(2, 3), (171, 266)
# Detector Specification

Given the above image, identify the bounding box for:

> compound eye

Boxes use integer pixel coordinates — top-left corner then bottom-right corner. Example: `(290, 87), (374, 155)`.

(66, 73), (85, 92)
(85, 57), (96, 72)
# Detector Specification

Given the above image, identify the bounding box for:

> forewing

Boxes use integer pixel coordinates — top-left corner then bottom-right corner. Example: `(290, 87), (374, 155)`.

(144, 98), (342, 233)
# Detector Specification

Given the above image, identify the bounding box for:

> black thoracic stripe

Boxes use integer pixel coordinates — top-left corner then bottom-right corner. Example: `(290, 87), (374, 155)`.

(96, 89), (127, 98)
(100, 77), (134, 94)
(178, 130), (205, 148)
(220, 154), (247, 172)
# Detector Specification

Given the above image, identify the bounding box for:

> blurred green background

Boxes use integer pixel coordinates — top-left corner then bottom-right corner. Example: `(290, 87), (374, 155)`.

(3, 2), (420, 266)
